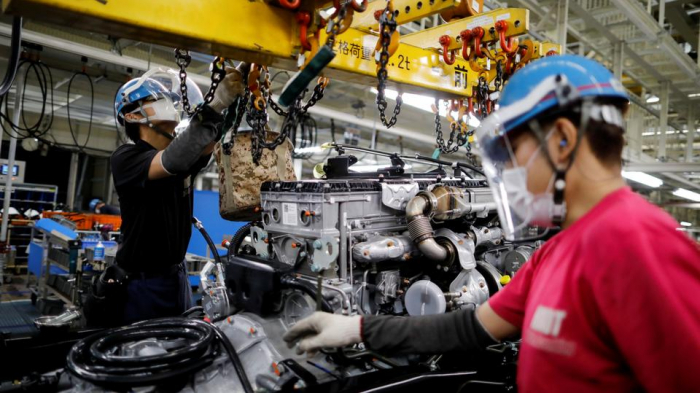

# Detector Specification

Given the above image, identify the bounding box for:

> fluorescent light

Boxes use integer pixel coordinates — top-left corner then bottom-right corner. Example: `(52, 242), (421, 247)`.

(673, 188), (700, 202)
(688, 93), (700, 98)
(677, 228), (687, 231)
(370, 88), (437, 114)
(646, 95), (659, 103)
(680, 221), (692, 227)
(294, 146), (325, 155)
(621, 171), (663, 188)
(349, 164), (413, 172)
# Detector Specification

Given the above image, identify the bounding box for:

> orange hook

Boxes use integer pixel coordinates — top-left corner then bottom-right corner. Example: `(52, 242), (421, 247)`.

(439, 35), (456, 65)
(296, 12), (312, 52)
(459, 29), (472, 59)
(351, 0), (368, 12)
(279, 0), (301, 9)
(472, 27), (485, 58)
(546, 50), (558, 57)
(495, 20), (515, 53)
(317, 76), (330, 89)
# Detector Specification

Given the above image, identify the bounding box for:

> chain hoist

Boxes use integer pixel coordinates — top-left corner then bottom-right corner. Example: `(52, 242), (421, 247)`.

(375, 1), (402, 129)
(174, 49), (227, 116)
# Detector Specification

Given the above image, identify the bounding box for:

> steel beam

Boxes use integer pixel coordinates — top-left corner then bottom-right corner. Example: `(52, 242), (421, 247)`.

(612, 41), (623, 80)
(555, 0), (568, 51)
(624, 162), (700, 173)
(352, 0), (463, 31)
(658, 81), (670, 159)
(687, 103), (697, 162)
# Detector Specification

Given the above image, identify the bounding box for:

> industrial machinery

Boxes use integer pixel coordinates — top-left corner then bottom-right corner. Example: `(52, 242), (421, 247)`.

(49, 149), (536, 393)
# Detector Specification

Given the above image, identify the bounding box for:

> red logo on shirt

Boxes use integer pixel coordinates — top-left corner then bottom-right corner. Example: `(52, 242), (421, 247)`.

(526, 305), (577, 356)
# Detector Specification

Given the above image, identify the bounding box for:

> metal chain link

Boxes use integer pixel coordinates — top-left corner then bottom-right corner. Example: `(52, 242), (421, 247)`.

(376, 2), (402, 128)
(174, 49), (227, 116)
(434, 100), (469, 154)
(325, 1), (349, 48)
(221, 87), (250, 155)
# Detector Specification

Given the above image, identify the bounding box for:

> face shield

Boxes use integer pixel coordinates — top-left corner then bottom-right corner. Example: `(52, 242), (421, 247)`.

(122, 68), (204, 126)
(475, 76), (564, 241)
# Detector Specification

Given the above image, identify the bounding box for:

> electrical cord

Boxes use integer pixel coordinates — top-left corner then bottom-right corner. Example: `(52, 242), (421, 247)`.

(66, 71), (95, 152)
(192, 216), (222, 265)
(66, 317), (255, 392)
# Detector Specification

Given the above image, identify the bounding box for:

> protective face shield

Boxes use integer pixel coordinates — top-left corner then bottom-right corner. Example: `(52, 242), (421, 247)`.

(120, 68), (204, 129)
(475, 76), (567, 241)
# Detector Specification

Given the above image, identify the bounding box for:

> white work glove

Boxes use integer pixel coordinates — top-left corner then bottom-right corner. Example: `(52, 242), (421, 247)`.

(283, 312), (363, 356)
(207, 65), (246, 113)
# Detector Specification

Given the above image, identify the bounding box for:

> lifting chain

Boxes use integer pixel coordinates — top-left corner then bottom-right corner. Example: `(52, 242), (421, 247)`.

(221, 87), (251, 155)
(325, 0), (349, 48)
(494, 60), (504, 92)
(434, 100), (468, 154)
(174, 49), (227, 116)
(375, 1), (402, 129)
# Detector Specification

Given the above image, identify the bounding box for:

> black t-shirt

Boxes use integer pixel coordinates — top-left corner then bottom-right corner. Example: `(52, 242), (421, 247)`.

(110, 140), (210, 273)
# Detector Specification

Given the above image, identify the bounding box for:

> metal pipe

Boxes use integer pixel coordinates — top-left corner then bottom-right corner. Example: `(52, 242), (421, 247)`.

(0, 68), (24, 244)
(405, 193), (449, 262)
(0, 67), (23, 285)
(339, 204), (347, 281)
(66, 152), (79, 211)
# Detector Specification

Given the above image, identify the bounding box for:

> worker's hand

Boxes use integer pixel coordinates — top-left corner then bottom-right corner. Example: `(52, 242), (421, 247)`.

(208, 63), (247, 113)
(283, 312), (363, 356)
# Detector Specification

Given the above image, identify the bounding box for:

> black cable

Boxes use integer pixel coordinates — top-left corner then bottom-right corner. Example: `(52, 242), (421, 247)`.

(208, 320), (255, 393)
(192, 216), (222, 265)
(229, 222), (253, 256)
(0, 17), (23, 97)
(66, 318), (219, 388)
(66, 71), (94, 151)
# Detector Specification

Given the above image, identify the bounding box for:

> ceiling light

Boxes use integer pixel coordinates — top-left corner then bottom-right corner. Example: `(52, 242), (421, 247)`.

(689, 93), (700, 98)
(621, 171), (663, 188)
(646, 95), (659, 103)
(350, 164), (413, 172)
(680, 221), (692, 227)
(673, 188), (700, 202)
(370, 88), (437, 114)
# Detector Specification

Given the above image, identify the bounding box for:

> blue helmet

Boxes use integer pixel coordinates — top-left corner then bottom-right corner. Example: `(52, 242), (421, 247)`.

(89, 199), (103, 212)
(476, 54), (629, 162)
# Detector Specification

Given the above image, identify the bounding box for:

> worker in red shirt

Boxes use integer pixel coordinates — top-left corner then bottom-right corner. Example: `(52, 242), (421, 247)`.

(283, 55), (700, 392)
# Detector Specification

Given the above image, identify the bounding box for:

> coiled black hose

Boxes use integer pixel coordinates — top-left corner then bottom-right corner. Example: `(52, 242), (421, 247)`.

(0, 17), (22, 97)
(229, 221), (253, 256)
(66, 318), (254, 392)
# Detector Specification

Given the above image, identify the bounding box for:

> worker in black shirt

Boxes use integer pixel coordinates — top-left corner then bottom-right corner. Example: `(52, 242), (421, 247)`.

(111, 65), (246, 323)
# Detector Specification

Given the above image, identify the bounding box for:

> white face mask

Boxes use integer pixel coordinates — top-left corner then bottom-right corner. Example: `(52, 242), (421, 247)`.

(128, 98), (181, 124)
(500, 135), (563, 229)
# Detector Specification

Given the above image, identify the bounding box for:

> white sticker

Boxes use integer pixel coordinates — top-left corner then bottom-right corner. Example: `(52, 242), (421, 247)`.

(486, 57), (491, 70)
(472, 0), (480, 12)
(496, 13), (511, 22)
(466, 16), (494, 31)
(282, 203), (298, 226)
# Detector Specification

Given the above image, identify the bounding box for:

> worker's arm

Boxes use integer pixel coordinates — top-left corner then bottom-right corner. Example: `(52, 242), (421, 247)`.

(284, 254), (538, 356)
(149, 64), (248, 180)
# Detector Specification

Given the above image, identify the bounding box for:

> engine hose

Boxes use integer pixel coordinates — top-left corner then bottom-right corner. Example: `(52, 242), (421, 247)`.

(229, 222), (254, 256)
(192, 216), (222, 264)
(405, 193), (450, 262)
(66, 318), (254, 393)
(281, 275), (334, 313)
(0, 18), (22, 97)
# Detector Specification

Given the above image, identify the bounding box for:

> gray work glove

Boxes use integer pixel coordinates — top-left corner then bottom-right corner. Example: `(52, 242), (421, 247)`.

(208, 63), (248, 113)
(282, 312), (362, 356)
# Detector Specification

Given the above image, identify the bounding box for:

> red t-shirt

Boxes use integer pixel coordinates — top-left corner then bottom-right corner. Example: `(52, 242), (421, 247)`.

(489, 187), (700, 392)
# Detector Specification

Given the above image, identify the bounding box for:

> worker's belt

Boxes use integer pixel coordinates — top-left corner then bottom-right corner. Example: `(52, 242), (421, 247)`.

(123, 262), (184, 280)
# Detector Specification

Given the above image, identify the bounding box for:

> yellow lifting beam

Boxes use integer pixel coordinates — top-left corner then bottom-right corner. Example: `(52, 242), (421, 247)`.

(3, 0), (529, 98)
(401, 8), (529, 51)
(352, 0), (460, 31)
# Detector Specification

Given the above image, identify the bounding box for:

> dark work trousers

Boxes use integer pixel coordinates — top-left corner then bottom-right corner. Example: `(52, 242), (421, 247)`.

(123, 261), (193, 324)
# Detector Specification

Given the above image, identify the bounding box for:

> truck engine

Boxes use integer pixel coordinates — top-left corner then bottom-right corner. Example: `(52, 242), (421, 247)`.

(57, 153), (536, 393)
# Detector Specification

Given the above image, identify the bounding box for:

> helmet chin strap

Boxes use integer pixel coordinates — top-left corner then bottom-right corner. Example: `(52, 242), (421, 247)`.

(527, 99), (593, 227)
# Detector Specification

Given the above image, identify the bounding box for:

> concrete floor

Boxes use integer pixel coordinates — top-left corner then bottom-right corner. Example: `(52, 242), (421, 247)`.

(1, 274), (36, 302)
